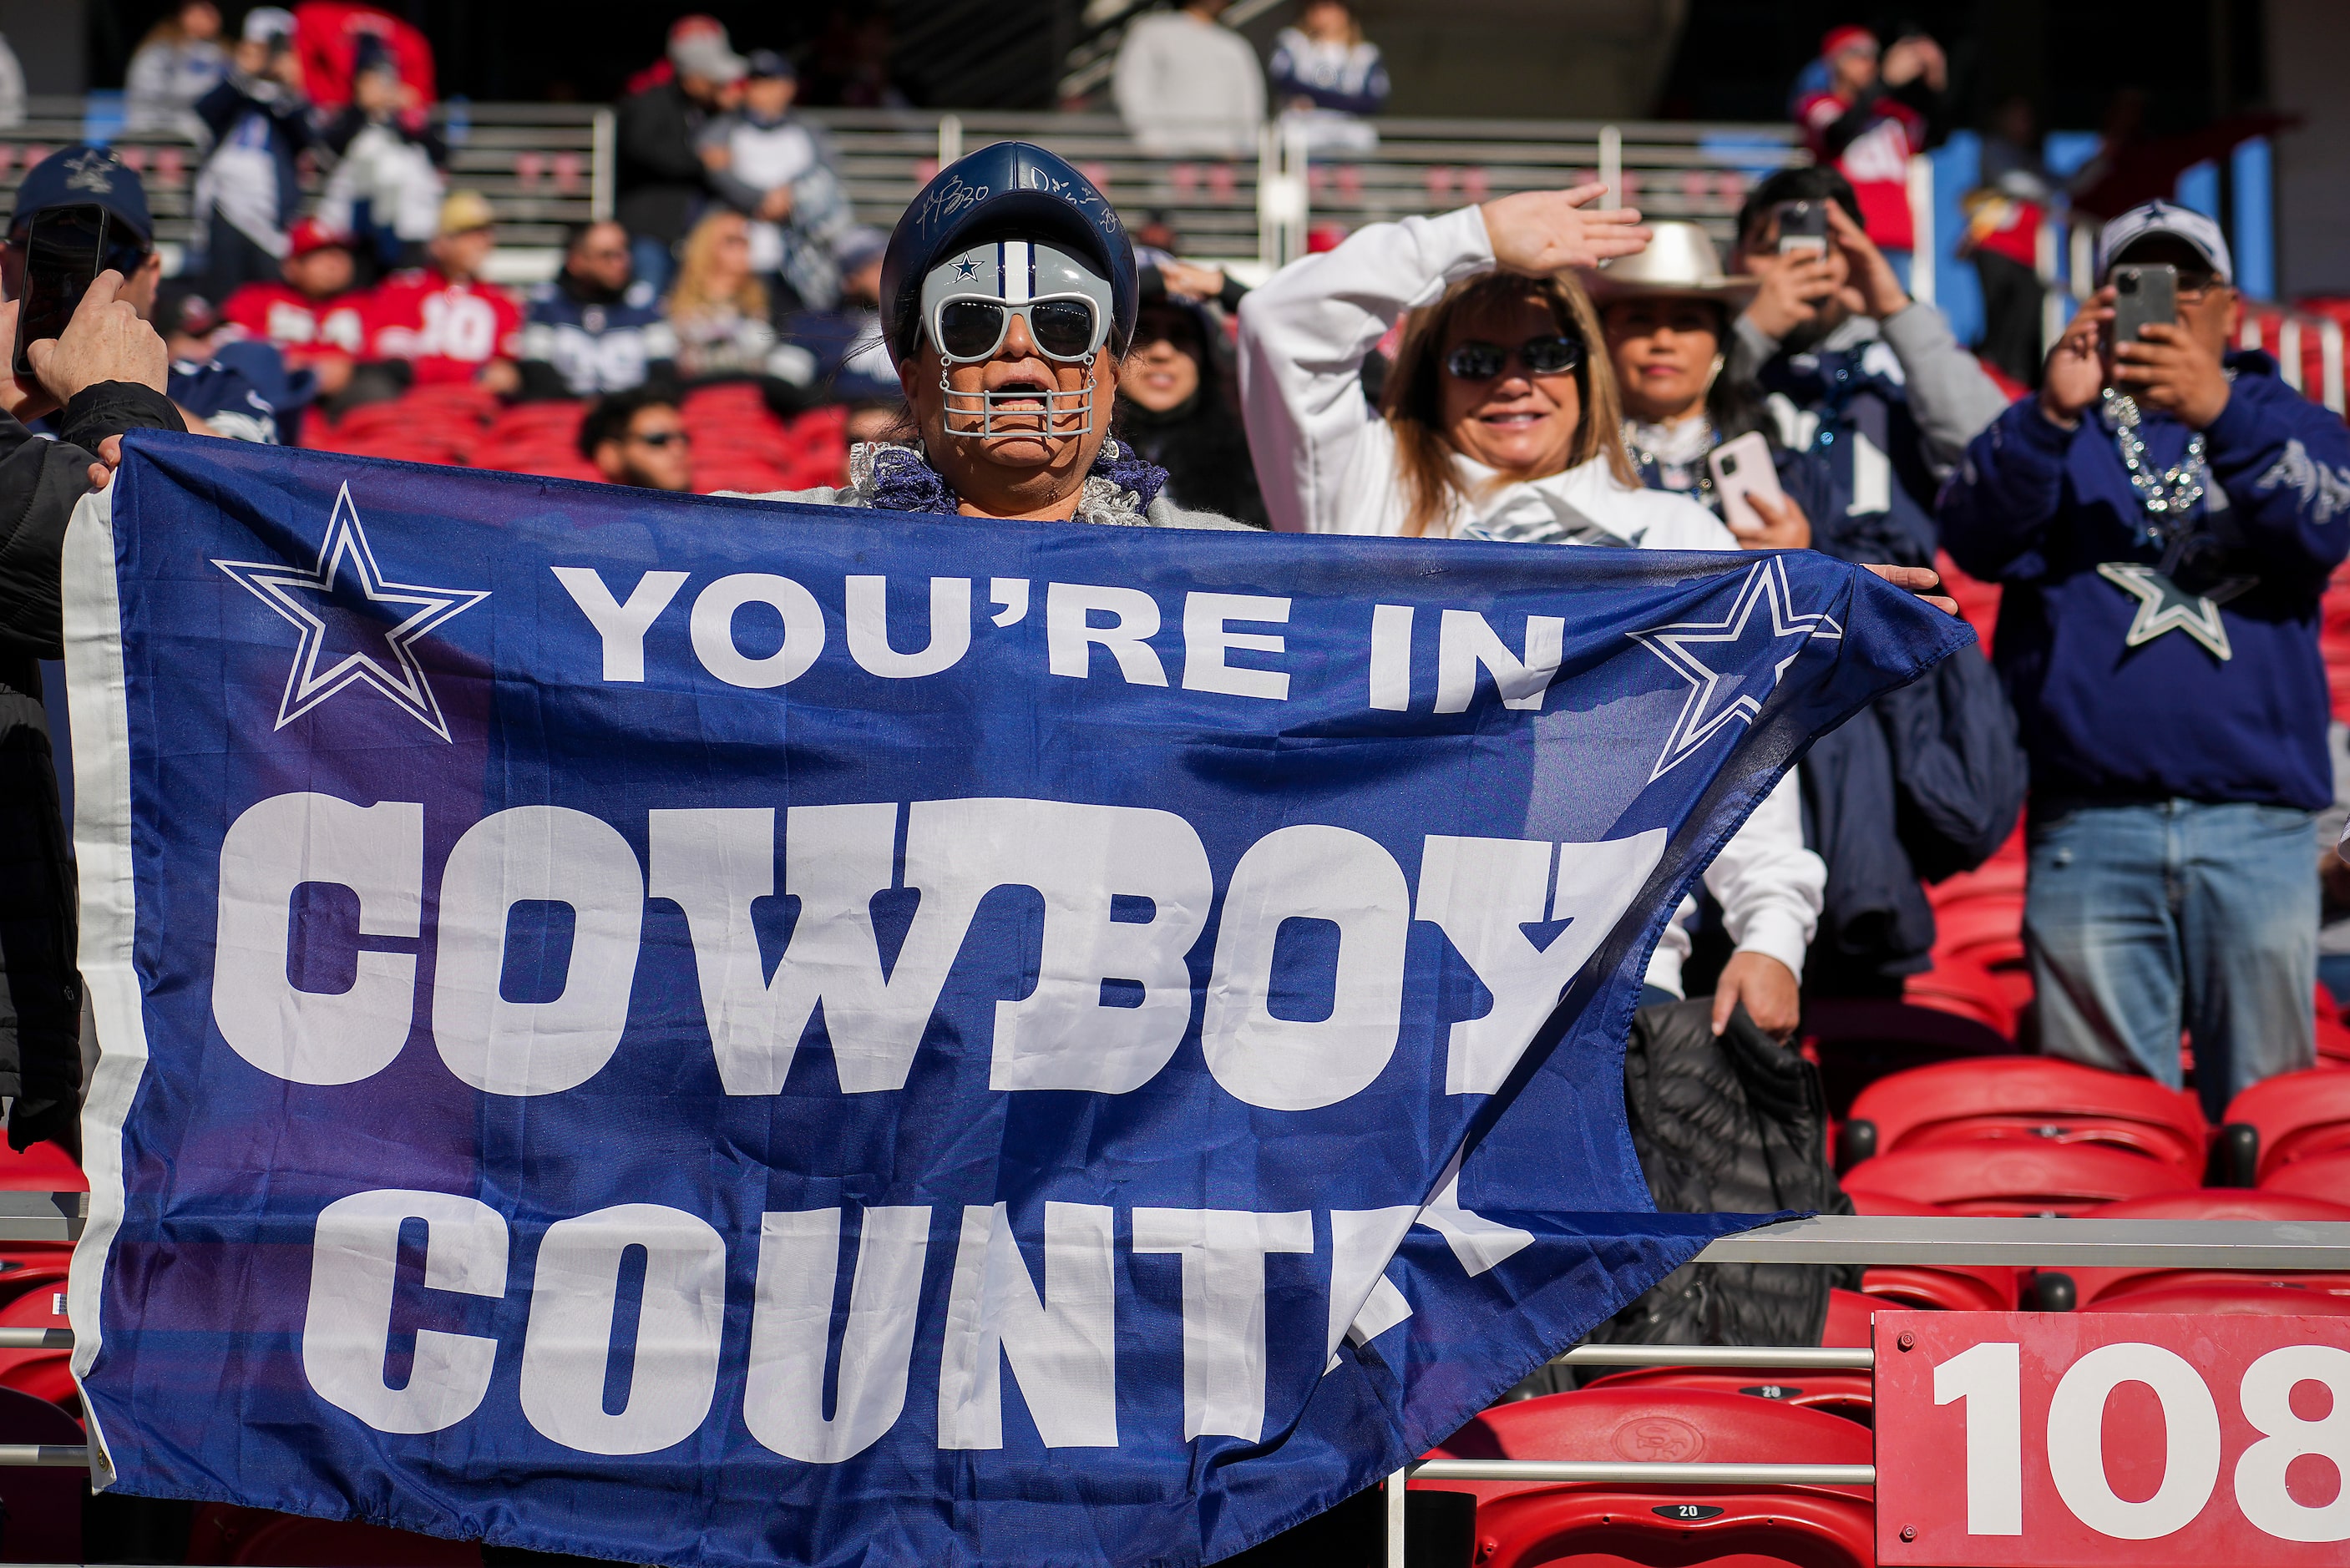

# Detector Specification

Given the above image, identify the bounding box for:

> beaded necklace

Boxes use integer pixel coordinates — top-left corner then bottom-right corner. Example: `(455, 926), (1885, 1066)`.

(1621, 416), (1718, 510)
(2100, 387), (2206, 546)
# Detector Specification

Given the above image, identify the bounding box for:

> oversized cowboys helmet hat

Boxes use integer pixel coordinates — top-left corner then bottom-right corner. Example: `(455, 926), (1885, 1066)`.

(880, 140), (1137, 362)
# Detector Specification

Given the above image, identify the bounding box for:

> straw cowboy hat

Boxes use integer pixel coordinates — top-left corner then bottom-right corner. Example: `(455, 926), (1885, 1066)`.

(1579, 221), (1757, 307)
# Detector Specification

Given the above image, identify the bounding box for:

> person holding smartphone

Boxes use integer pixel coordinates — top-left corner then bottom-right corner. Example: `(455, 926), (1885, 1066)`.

(0, 260), (186, 1160)
(1726, 165), (2007, 584)
(1591, 221), (2023, 1001)
(1941, 200), (2350, 1118)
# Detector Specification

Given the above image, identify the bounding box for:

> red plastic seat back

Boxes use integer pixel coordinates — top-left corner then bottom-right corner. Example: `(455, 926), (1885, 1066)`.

(1465, 1484), (1875, 1568)
(1430, 1388), (1871, 1510)
(2065, 1190), (2350, 1305)
(1846, 1057), (2206, 1174)
(2261, 1148), (2350, 1204)
(0, 1139), (84, 1192)
(2079, 1278), (2350, 1317)
(2224, 1067), (2350, 1179)
(1841, 1141), (2195, 1216)
(1579, 1365), (1873, 1423)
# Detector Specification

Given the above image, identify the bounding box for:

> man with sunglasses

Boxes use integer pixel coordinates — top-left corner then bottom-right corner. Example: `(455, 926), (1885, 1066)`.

(582, 387), (696, 493)
(742, 140), (1252, 533)
(1942, 200), (2350, 1119)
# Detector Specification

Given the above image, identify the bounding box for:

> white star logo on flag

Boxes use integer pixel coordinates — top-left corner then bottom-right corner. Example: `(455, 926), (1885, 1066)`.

(1630, 557), (1843, 781)
(213, 483), (489, 741)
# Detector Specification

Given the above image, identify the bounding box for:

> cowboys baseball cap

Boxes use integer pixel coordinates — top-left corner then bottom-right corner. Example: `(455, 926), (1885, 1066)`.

(2098, 200), (2234, 286)
(8, 143), (154, 249)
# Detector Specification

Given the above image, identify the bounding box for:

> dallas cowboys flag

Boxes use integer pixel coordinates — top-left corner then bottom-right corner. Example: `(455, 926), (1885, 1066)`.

(61, 435), (1968, 1567)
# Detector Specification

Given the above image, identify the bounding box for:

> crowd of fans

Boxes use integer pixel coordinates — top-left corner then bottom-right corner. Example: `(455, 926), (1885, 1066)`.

(0, 13), (2342, 1151)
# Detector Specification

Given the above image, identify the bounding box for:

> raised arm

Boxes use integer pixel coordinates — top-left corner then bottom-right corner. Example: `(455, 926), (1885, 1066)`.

(1236, 187), (1648, 534)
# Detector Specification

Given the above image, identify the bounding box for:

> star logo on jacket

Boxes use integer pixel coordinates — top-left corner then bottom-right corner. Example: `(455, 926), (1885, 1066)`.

(213, 483), (489, 740)
(2096, 561), (2256, 660)
(1631, 556), (1843, 781)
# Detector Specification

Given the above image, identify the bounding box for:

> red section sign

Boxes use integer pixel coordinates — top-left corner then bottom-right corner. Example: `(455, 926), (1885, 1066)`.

(1875, 1311), (2350, 1565)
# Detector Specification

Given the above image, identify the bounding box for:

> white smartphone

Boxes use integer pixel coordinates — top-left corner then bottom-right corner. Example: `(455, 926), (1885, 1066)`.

(1709, 431), (1786, 538)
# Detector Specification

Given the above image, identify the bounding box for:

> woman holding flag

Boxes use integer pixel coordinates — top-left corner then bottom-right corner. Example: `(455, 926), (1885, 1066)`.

(747, 140), (1252, 535)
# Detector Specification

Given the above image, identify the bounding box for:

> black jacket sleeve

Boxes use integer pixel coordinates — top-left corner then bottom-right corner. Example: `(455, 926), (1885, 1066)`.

(0, 383), (185, 658)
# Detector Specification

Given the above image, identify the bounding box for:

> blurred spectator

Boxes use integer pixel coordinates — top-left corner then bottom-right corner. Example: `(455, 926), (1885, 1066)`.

(357, 190), (521, 395)
(191, 7), (318, 304)
(1793, 24), (1943, 271)
(776, 225), (895, 404)
(581, 387), (695, 493)
(1114, 0), (1265, 159)
(0, 33), (21, 129)
(697, 51), (854, 312)
(158, 286), (311, 445)
(1962, 95), (2053, 388)
(290, 3), (438, 113)
(318, 39), (446, 274)
(664, 210), (810, 386)
(220, 217), (365, 399)
(1942, 201), (2350, 1117)
(801, 8), (905, 109)
(125, 3), (229, 141)
(519, 220), (676, 400)
(1115, 286), (1267, 527)
(1728, 166), (2005, 571)
(1269, 1), (1389, 156)
(616, 19), (747, 295)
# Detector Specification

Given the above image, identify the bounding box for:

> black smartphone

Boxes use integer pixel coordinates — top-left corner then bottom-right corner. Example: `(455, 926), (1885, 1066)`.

(1776, 200), (1830, 255)
(2111, 262), (2178, 345)
(12, 204), (112, 380)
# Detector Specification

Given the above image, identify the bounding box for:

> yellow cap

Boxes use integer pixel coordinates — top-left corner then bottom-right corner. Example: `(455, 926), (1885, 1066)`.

(438, 190), (496, 237)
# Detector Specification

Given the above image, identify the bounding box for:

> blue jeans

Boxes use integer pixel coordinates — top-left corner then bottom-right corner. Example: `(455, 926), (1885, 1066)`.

(630, 234), (676, 297)
(2026, 799), (2317, 1122)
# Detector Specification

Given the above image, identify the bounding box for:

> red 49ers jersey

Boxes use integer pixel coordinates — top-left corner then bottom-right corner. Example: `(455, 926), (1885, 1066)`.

(220, 281), (365, 357)
(358, 270), (525, 384)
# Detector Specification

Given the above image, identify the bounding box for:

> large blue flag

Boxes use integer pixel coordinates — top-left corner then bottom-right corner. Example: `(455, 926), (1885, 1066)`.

(61, 435), (1967, 1567)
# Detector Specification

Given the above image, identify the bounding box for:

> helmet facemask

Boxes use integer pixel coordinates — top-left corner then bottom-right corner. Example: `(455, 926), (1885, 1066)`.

(919, 240), (1117, 441)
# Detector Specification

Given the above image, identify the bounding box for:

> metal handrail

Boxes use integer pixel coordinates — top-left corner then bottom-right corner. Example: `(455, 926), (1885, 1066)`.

(1411, 1459), (1875, 1486)
(1553, 1343), (1873, 1369)
(1690, 1213), (2350, 1267)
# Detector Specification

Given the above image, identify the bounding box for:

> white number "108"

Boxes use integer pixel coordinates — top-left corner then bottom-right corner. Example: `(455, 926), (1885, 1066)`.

(1937, 1342), (2350, 1542)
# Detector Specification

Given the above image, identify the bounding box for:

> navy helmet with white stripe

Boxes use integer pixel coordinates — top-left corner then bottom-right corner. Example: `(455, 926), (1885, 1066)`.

(880, 140), (1137, 362)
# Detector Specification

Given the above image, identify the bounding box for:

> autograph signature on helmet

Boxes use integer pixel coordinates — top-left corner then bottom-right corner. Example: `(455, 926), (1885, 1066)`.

(915, 175), (991, 230)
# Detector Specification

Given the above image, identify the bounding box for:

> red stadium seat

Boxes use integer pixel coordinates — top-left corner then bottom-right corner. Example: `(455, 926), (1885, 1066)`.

(1579, 1364), (1873, 1424)
(189, 1502), (482, 1566)
(1842, 1056), (2207, 1181)
(1840, 1141), (2195, 1216)
(1420, 1388), (1873, 1568)
(1902, 957), (2019, 1039)
(2079, 1277), (2350, 1317)
(2261, 1148), (2350, 1204)
(0, 1137), (83, 1192)
(1843, 1191), (2024, 1312)
(1821, 1287), (1876, 1347)
(2062, 1191), (2350, 1307)
(0, 1386), (85, 1560)
(2222, 1067), (2350, 1181)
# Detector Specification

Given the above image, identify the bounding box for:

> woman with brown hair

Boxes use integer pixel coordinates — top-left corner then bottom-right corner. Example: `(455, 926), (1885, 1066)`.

(1236, 185), (1873, 1035)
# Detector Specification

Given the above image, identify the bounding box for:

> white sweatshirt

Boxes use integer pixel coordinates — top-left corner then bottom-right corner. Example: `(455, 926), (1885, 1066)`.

(1113, 11), (1267, 159)
(1235, 204), (1826, 996)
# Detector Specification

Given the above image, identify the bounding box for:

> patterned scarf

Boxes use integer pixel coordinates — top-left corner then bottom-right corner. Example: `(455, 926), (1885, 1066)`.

(856, 438), (1171, 524)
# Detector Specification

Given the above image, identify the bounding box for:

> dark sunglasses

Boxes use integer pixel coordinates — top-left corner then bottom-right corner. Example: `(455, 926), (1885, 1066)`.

(1444, 334), (1586, 381)
(934, 297), (1103, 362)
(630, 428), (691, 448)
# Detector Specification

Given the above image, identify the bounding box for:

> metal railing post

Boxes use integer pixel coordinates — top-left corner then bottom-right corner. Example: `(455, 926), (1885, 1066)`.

(2322, 318), (2344, 414)
(589, 108), (615, 222)
(2282, 318), (2306, 393)
(1598, 125), (1621, 206)
(1385, 1466), (1407, 1568)
(2070, 220), (2097, 301)
(938, 114), (965, 169)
